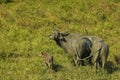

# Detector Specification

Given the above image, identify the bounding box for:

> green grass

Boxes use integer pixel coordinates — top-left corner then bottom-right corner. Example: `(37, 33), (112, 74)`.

(0, 0), (120, 80)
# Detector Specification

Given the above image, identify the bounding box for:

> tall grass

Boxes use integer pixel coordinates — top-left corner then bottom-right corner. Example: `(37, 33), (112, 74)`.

(0, 0), (12, 4)
(0, 0), (120, 80)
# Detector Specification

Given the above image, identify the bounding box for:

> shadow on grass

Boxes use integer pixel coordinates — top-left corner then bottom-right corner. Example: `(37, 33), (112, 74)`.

(0, 52), (31, 60)
(53, 64), (64, 72)
(0, 0), (14, 4)
(106, 61), (120, 74)
(41, 64), (64, 74)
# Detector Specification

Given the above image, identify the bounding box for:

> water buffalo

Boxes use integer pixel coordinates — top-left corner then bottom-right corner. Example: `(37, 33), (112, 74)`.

(84, 36), (109, 69)
(49, 29), (92, 66)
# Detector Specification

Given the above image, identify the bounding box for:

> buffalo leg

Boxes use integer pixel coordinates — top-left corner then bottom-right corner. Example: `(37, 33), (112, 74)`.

(88, 57), (93, 65)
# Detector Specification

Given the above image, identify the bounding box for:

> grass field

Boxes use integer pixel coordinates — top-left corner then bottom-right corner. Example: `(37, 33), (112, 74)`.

(0, 0), (120, 80)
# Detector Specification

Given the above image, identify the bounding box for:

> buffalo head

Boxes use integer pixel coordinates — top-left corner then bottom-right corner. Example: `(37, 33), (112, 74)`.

(49, 29), (69, 41)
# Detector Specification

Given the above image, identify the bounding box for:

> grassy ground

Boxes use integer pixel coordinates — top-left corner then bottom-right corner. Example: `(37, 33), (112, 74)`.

(0, 0), (120, 80)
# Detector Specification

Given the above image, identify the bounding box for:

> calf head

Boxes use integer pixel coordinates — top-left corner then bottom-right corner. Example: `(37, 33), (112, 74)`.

(39, 52), (46, 59)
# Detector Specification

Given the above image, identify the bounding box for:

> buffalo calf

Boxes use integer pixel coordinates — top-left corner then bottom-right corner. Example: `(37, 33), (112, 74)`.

(39, 52), (54, 70)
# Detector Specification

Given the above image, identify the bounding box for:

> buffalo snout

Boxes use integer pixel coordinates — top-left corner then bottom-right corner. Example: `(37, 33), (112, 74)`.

(49, 34), (54, 39)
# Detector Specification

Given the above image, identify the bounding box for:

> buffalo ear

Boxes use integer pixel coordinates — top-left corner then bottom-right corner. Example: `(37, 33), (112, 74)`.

(59, 34), (64, 40)
(62, 31), (69, 36)
(53, 28), (59, 33)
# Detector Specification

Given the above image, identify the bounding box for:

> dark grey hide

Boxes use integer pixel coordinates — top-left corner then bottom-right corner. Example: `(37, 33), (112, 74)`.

(84, 36), (109, 69)
(49, 30), (92, 66)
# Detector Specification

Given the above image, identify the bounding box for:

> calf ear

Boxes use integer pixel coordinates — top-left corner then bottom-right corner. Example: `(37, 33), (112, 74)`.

(40, 52), (44, 56)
